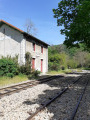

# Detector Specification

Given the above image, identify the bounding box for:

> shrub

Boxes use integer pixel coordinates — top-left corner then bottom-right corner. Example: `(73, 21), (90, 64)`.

(32, 70), (41, 77)
(19, 52), (31, 75)
(28, 70), (41, 79)
(48, 53), (68, 71)
(49, 62), (60, 71)
(61, 66), (65, 70)
(6, 73), (14, 78)
(25, 52), (31, 75)
(19, 65), (26, 74)
(19, 64), (31, 75)
(0, 58), (19, 77)
(67, 59), (78, 69)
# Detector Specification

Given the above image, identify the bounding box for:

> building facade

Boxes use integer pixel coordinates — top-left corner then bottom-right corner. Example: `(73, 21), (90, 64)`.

(0, 20), (48, 73)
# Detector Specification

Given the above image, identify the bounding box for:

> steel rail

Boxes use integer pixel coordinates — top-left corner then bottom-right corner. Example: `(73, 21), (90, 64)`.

(0, 83), (38, 97)
(70, 78), (89, 120)
(0, 76), (57, 90)
(26, 75), (84, 120)
(27, 88), (68, 120)
(0, 75), (61, 97)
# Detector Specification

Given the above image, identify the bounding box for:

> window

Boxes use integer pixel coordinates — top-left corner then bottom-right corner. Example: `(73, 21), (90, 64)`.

(33, 43), (35, 51)
(3, 28), (5, 34)
(41, 46), (43, 53)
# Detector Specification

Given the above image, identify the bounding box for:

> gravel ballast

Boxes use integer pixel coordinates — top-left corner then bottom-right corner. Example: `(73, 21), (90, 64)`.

(0, 73), (89, 120)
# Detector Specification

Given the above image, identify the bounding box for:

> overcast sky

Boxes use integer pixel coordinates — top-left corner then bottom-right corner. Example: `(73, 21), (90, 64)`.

(0, 0), (65, 45)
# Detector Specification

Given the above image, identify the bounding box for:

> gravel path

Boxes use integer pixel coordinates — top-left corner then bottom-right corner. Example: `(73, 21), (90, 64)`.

(0, 73), (89, 120)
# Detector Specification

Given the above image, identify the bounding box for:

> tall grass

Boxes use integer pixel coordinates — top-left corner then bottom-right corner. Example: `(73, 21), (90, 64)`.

(0, 74), (28, 87)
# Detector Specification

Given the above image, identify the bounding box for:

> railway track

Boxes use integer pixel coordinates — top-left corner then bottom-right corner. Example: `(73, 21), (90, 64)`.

(26, 73), (89, 120)
(0, 75), (62, 98)
(70, 78), (89, 120)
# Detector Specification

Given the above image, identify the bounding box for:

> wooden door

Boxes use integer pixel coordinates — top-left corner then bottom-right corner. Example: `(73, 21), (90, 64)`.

(41, 59), (43, 72)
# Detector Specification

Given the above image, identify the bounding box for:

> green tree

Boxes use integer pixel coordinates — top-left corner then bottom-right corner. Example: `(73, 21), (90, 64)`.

(48, 54), (61, 71)
(53, 0), (90, 51)
(67, 59), (78, 69)
(74, 51), (90, 68)
(48, 52), (68, 71)
(48, 44), (90, 70)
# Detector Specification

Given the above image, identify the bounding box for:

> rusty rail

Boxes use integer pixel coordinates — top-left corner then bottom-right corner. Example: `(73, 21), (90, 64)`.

(27, 74), (84, 120)
(27, 88), (68, 120)
(0, 75), (61, 98)
(70, 78), (89, 120)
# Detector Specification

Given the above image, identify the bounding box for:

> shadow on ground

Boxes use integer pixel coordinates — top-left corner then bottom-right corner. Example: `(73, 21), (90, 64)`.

(23, 73), (90, 120)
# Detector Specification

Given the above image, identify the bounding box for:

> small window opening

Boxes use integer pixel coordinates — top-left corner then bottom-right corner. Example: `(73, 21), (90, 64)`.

(33, 43), (35, 51)
(3, 28), (5, 34)
(41, 46), (43, 53)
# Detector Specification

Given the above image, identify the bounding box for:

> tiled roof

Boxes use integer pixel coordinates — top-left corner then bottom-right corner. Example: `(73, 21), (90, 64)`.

(0, 20), (49, 46)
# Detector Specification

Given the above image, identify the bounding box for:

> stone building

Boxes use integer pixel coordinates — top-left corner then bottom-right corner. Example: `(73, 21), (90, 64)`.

(0, 20), (49, 73)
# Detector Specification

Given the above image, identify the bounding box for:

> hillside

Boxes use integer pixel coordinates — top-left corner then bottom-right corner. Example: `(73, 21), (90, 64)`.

(48, 44), (90, 71)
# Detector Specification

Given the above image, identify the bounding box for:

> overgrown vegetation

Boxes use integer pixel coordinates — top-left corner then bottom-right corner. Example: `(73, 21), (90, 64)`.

(28, 70), (41, 79)
(0, 57), (19, 77)
(19, 52), (31, 75)
(19, 52), (40, 79)
(0, 74), (28, 87)
(0, 52), (40, 83)
(48, 44), (90, 71)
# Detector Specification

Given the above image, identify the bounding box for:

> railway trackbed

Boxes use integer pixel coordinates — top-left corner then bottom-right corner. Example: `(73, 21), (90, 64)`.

(0, 75), (62, 98)
(70, 78), (89, 120)
(27, 73), (89, 120)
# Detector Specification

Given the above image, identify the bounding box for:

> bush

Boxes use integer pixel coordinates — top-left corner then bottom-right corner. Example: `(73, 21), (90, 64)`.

(0, 58), (19, 77)
(19, 65), (27, 74)
(67, 59), (78, 69)
(6, 73), (14, 78)
(20, 52), (31, 75)
(19, 64), (31, 75)
(48, 53), (68, 71)
(28, 70), (41, 79)
(61, 66), (65, 70)
(49, 62), (60, 71)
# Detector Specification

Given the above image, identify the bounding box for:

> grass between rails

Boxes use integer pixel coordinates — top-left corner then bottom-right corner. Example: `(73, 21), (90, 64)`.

(0, 74), (28, 87)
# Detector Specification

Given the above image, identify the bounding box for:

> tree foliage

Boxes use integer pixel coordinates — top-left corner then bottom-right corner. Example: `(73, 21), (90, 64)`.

(48, 44), (90, 71)
(53, 0), (90, 51)
(49, 46), (69, 70)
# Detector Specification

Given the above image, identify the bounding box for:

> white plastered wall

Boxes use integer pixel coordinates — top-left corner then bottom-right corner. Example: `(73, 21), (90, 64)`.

(0, 24), (26, 64)
(26, 39), (48, 73)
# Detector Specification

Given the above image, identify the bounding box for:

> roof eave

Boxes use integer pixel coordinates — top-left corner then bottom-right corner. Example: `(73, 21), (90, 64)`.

(0, 20), (49, 46)
(23, 32), (50, 46)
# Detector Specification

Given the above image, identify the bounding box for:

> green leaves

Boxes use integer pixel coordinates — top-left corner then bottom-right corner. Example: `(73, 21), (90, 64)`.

(53, 0), (90, 51)
(48, 44), (90, 70)
(0, 58), (19, 77)
(48, 45), (69, 71)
